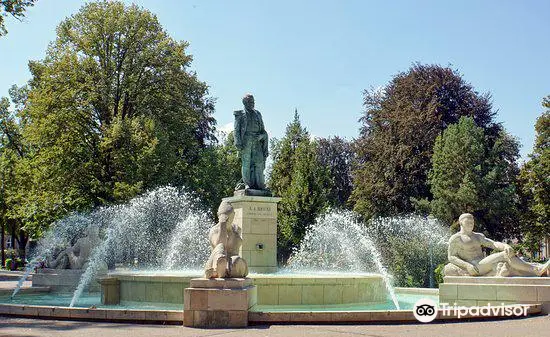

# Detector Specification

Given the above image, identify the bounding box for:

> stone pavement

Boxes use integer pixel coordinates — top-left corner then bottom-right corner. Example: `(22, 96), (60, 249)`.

(1, 315), (550, 337)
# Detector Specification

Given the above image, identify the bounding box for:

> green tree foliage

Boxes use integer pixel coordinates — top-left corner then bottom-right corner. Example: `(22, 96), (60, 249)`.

(428, 117), (520, 238)
(190, 131), (241, 217)
(269, 112), (329, 261)
(317, 136), (353, 208)
(0, 85), (30, 258)
(352, 63), (500, 219)
(12, 1), (215, 235)
(518, 98), (550, 253)
(269, 111), (309, 196)
(0, 0), (36, 36)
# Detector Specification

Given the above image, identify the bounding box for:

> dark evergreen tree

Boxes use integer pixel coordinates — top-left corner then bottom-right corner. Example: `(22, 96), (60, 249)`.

(317, 136), (353, 208)
(428, 117), (520, 238)
(269, 112), (329, 262)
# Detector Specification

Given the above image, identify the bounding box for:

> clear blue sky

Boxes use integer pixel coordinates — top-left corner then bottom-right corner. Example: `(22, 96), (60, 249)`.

(1, 0), (549, 159)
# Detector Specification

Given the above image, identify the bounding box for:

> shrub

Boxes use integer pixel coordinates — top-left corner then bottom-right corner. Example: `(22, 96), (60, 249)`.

(4, 258), (15, 270)
(434, 263), (446, 286)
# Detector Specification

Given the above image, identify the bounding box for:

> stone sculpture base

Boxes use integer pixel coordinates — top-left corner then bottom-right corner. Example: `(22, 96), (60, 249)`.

(439, 276), (550, 314)
(184, 278), (257, 328)
(234, 188), (272, 197)
(32, 268), (105, 292)
(223, 195), (281, 273)
(99, 277), (120, 305)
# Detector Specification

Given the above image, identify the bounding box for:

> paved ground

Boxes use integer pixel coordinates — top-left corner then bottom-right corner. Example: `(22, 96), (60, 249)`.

(1, 315), (549, 337)
(1, 275), (549, 337)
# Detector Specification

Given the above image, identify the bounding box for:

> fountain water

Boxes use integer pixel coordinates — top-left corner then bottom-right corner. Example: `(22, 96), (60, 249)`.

(11, 191), (449, 312)
(11, 186), (212, 306)
(366, 215), (449, 288)
(68, 186), (212, 306)
(286, 210), (401, 309)
(286, 211), (450, 309)
(11, 214), (91, 298)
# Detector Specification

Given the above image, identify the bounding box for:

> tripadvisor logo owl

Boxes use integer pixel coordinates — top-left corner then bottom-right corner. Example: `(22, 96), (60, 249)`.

(413, 298), (438, 323)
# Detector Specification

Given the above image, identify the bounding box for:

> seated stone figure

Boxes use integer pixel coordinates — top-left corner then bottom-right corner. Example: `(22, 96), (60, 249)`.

(204, 200), (248, 278)
(47, 225), (101, 270)
(445, 213), (550, 277)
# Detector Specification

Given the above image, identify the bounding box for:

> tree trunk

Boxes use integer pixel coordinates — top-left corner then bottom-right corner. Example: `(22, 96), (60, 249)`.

(17, 229), (28, 263)
(1, 220), (5, 268)
(10, 224), (15, 253)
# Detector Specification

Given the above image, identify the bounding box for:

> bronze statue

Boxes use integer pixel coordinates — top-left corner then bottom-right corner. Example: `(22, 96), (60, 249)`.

(233, 93), (270, 195)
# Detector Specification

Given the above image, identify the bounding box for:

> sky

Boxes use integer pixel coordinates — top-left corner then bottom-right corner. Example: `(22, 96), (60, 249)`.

(1, 0), (549, 159)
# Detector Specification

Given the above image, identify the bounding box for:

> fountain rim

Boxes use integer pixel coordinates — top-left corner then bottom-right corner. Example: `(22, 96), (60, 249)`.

(0, 300), (542, 324)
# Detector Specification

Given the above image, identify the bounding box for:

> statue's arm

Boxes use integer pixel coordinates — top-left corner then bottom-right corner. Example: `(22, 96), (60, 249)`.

(233, 110), (244, 150)
(68, 240), (81, 255)
(209, 222), (228, 250)
(479, 234), (513, 255)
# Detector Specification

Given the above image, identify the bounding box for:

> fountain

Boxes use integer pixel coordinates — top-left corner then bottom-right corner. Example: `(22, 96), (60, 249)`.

(9, 186), (211, 306)
(3, 188), (424, 312)
(2, 94), (546, 325)
(2, 188), (547, 324)
(286, 210), (401, 309)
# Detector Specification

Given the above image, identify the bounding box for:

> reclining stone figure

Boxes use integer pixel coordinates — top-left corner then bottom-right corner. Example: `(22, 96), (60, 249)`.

(47, 224), (101, 270)
(444, 213), (550, 277)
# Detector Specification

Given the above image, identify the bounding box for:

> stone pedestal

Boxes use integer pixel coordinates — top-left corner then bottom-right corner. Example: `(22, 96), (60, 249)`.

(223, 195), (281, 273)
(32, 268), (105, 292)
(439, 276), (550, 314)
(99, 277), (120, 305)
(184, 278), (257, 328)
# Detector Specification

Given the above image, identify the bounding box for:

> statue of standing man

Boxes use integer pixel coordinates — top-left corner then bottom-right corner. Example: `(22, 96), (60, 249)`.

(233, 93), (271, 196)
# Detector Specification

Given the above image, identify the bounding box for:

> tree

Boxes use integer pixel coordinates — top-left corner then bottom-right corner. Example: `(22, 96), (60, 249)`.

(0, 0), (36, 36)
(269, 111), (309, 196)
(14, 1), (215, 234)
(0, 85), (30, 261)
(351, 63), (501, 219)
(269, 112), (329, 261)
(189, 131), (241, 217)
(317, 136), (353, 208)
(518, 97), (550, 254)
(428, 116), (520, 238)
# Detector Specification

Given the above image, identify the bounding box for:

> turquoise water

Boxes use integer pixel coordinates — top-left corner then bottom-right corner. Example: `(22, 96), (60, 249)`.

(252, 293), (439, 312)
(1, 292), (436, 312)
(0, 293), (183, 310)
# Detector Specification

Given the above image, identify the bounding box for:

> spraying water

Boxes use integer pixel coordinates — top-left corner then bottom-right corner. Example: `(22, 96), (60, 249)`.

(68, 186), (212, 306)
(11, 214), (92, 298)
(287, 210), (401, 309)
(12, 186), (212, 305)
(366, 215), (449, 287)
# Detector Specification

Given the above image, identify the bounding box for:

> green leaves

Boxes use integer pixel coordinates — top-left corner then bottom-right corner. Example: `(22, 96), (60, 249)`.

(518, 100), (550, 253)
(352, 63), (500, 220)
(269, 112), (330, 262)
(428, 117), (520, 238)
(0, 0), (36, 36)
(1, 1), (217, 237)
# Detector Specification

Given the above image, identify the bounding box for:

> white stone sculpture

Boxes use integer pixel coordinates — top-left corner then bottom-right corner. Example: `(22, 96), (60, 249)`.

(47, 225), (102, 270)
(444, 213), (550, 277)
(204, 200), (248, 278)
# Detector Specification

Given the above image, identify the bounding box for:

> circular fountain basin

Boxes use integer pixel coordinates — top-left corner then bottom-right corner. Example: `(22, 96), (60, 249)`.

(252, 272), (387, 306)
(104, 270), (388, 306)
(1, 285), (544, 324)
